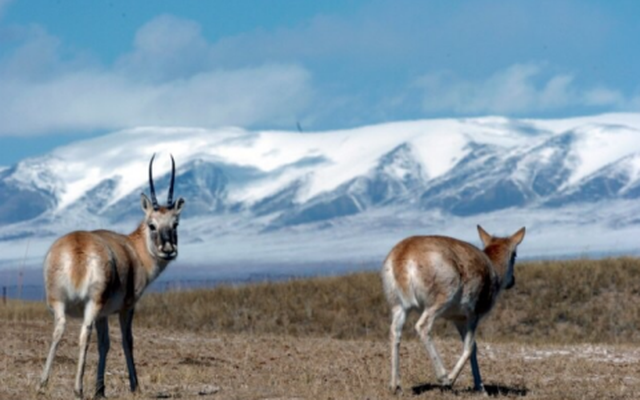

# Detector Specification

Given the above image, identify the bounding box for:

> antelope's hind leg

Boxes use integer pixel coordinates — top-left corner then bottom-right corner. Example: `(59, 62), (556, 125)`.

(74, 300), (99, 399)
(38, 301), (67, 392)
(415, 305), (450, 385)
(389, 305), (407, 393)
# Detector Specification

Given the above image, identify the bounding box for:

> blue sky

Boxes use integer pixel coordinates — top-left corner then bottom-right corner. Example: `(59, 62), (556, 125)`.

(1, 0), (640, 164)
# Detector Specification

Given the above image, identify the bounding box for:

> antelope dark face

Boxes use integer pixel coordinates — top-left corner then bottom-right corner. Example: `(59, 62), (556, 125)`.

(505, 251), (518, 289)
(478, 225), (525, 291)
(141, 154), (186, 261)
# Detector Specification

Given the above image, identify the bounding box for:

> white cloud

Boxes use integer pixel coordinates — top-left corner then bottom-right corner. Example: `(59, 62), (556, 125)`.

(0, 16), (313, 136)
(116, 15), (211, 81)
(584, 87), (625, 107)
(416, 64), (627, 115)
(0, 65), (312, 135)
(0, 25), (66, 79)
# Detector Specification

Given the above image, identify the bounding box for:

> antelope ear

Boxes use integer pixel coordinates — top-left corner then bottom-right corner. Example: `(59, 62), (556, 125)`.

(174, 197), (186, 215)
(511, 227), (526, 246)
(140, 193), (153, 213)
(477, 225), (492, 247)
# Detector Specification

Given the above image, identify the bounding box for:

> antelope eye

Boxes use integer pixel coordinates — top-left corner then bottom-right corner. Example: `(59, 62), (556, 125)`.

(148, 223), (157, 231)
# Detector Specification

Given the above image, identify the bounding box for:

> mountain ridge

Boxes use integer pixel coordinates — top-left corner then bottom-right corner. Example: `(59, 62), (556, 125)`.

(2, 113), (640, 271)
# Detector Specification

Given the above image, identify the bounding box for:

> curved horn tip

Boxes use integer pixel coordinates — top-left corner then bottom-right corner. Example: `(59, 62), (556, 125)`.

(168, 154), (176, 208)
(148, 153), (159, 210)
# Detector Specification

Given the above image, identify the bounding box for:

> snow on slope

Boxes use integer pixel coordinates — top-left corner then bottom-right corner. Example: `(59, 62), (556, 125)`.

(562, 124), (640, 186)
(36, 116), (550, 210)
(3, 113), (640, 273)
(32, 120), (505, 210)
(4, 114), (639, 215)
(49, 127), (233, 209)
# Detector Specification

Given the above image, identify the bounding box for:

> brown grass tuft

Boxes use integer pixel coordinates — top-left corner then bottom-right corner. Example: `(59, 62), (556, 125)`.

(131, 257), (640, 344)
(4, 257), (640, 344)
(0, 298), (49, 321)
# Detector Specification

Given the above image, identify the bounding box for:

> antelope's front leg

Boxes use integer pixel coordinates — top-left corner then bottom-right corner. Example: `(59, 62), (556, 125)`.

(447, 319), (478, 387)
(94, 317), (110, 398)
(454, 320), (485, 392)
(120, 308), (139, 392)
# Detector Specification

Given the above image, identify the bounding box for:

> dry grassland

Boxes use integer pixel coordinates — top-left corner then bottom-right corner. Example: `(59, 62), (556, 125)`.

(2, 258), (640, 399)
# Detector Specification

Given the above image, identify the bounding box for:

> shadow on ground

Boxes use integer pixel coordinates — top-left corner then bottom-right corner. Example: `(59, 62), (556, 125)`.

(412, 383), (528, 397)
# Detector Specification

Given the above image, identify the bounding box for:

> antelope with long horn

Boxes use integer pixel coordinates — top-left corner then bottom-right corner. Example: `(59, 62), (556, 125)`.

(38, 154), (186, 398)
(382, 225), (525, 393)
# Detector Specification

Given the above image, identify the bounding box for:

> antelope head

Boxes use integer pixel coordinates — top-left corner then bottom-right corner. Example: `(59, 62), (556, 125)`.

(477, 225), (525, 290)
(140, 154), (186, 261)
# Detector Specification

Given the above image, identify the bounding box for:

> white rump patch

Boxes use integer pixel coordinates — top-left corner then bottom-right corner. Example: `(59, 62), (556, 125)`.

(402, 259), (421, 309)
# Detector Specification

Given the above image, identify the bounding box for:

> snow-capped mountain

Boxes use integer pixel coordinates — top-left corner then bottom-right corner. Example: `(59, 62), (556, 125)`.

(3, 113), (640, 274)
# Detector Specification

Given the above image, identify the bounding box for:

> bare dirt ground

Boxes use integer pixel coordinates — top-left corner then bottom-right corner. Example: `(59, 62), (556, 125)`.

(2, 319), (640, 400)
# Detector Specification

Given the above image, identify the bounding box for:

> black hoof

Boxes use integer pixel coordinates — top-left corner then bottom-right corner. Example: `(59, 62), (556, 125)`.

(93, 387), (106, 399)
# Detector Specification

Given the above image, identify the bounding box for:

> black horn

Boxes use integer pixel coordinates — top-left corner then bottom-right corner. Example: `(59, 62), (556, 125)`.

(168, 154), (176, 208)
(148, 153), (159, 210)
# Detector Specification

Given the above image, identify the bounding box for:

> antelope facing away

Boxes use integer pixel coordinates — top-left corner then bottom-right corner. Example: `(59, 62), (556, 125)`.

(381, 225), (525, 393)
(38, 154), (186, 399)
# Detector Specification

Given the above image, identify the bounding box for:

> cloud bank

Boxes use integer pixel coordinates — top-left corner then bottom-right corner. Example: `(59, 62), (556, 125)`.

(0, 15), (312, 136)
(0, 1), (639, 136)
(415, 64), (631, 115)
